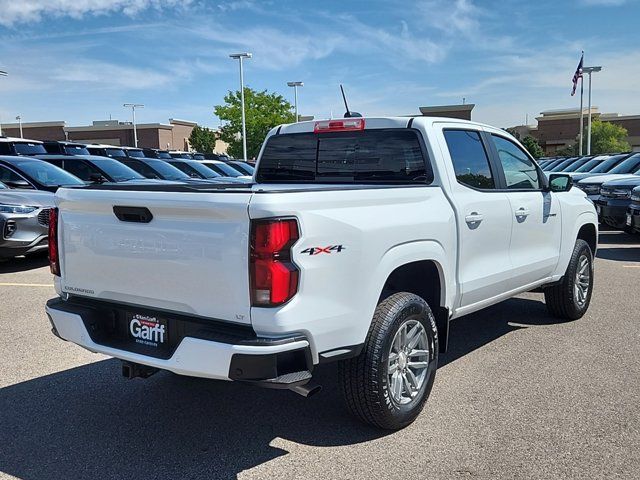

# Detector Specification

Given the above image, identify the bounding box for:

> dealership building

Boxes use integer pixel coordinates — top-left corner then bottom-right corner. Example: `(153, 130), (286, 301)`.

(509, 108), (640, 155)
(0, 118), (228, 153)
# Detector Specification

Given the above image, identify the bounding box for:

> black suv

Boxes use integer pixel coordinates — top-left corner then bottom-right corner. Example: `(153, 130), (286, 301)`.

(0, 137), (48, 156)
(43, 141), (90, 156)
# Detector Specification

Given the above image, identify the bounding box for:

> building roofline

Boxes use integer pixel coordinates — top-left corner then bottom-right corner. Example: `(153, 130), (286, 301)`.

(169, 118), (198, 126)
(1, 121), (66, 128)
(64, 123), (174, 132)
(419, 104), (475, 114)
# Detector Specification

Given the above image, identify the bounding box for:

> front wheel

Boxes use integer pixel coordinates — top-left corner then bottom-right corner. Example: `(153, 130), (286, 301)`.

(544, 239), (594, 320)
(339, 292), (438, 430)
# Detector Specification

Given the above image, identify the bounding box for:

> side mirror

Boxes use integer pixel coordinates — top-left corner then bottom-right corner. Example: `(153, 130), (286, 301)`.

(547, 173), (572, 193)
(88, 173), (106, 184)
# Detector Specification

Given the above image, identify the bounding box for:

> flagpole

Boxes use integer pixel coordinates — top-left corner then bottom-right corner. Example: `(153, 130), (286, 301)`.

(579, 77), (584, 155)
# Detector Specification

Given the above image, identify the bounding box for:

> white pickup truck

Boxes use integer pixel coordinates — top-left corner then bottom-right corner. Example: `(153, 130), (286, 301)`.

(45, 117), (598, 430)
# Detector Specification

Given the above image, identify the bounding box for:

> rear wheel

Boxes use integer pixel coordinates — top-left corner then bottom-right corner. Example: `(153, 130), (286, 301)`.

(544, 239), (594, 320)
(339, 292), (438, 430)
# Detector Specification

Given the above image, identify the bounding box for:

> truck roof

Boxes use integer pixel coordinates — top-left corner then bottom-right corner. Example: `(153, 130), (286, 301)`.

(276, 116), (500, 136)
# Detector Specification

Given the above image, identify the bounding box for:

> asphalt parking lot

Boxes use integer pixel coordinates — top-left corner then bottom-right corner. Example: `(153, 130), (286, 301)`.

(0, 230), (638, 480)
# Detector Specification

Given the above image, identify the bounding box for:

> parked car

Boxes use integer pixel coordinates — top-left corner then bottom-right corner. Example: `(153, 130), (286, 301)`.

(0, 187), (54, 258)
(570, 153), (631, 183)
(227, 160), (255, 176)
(203, 153), (230, 161)
(46, 116), (597, 430)
(595, 176), (640, 232)
(168, 151), (193, 159)
(85, 144), (128, 159)
(116, 157), (193, 181)
(142, 148), (174, 160)
(542, 156), (576, 171)
(191, 153), (206, 160)
(0, 137), (48, 156)
(0, 156), (85, 192)
(35, 155), (149, 184)
(626, 186), (640, 233)
(576, 153), (640, 199)
(164, 157), (245, 181)
(549, 155), (594, 173)
(43, 141), (90, 156)
(563, 154), (611, 173)
(199, 159), (251, 179)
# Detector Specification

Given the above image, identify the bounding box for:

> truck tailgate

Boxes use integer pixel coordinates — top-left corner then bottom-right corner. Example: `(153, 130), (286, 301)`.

(56, 187), (253, 324)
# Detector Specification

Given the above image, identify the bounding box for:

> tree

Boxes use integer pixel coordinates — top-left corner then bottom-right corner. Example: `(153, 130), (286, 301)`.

(556, 143), (578, 156)
(214, 87), (295, 159)
(189, 125), (218, 153)
(521, 136), (544, 159)
(589, 119), (630, 154)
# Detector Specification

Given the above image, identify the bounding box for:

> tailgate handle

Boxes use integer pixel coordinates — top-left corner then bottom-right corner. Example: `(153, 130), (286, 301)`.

(113, 206), (153, 223)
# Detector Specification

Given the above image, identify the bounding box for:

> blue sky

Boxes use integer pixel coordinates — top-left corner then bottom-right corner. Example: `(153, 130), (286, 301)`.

(0, 0), (638, 129)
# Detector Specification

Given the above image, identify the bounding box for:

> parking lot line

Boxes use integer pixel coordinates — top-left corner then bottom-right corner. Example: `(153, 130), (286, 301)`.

(0, 282), (53, 287)
(623, 265), (640, 268)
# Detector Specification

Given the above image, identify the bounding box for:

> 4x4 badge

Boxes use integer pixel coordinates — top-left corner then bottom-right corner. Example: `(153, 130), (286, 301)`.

(300, 245), (345, 256)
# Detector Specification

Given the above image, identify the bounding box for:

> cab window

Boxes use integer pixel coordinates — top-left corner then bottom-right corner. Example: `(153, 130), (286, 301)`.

(491, 135), (540, 190)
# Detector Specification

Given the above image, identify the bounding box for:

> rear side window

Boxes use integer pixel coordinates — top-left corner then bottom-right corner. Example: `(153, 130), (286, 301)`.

(257, 129), (431, 184)
(444, 129), (495, 189)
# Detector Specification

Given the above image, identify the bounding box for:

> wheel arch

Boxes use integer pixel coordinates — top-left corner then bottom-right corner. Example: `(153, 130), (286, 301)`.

(372, 241), (454, 352)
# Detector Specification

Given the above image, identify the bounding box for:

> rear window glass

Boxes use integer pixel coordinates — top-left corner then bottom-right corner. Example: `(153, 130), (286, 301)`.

(64, 145), (90, 155)
(13, 143), (47, 155)
(257, 129), (431, 184)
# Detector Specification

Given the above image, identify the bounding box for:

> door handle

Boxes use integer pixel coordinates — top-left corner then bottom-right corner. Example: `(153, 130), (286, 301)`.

(465, 212), (484, 225)
(515, 207), (530, 218)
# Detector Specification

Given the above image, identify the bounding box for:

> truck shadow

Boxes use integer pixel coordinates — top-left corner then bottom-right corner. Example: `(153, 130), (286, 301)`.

(0, 296), (561, 480)
(0, 253), (49, 273)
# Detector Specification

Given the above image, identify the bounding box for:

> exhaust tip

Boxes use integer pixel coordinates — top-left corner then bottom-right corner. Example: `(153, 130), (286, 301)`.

(290, 383), (322, 398)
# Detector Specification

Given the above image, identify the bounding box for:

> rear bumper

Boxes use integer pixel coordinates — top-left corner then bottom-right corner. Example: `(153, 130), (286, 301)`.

(46, 297), (313, 385)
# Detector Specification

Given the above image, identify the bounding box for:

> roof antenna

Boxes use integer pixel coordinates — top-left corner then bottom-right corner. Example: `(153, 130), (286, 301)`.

(340, 84), (362, 118)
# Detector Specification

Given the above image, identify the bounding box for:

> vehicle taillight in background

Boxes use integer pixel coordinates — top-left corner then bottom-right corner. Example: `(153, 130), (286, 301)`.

(48, 207), (60, 276)
(250, 218), (300, 306)
(314, 118), (365, 133)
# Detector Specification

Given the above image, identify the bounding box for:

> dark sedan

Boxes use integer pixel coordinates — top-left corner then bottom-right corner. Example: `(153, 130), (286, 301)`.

(0, 156), (85, 192)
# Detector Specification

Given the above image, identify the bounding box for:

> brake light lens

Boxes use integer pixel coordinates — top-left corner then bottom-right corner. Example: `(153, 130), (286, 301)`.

(314, 118), (365, 133)
(48, 207), (60, 276)
(250, 218), (300, 306)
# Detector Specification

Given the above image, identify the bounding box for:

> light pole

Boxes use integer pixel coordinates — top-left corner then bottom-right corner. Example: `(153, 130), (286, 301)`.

(287, 81), (304, 122)
(15, 115), (22, 138)
(123, 103), (144, 147)
(0, 71), (7, 136)
(229, 52), (252, 161)
(583, 66), (602, 155)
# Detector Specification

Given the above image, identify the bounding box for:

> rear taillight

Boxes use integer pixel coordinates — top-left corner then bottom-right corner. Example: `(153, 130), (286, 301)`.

(250, 218), (300, 306)
(314, 118), (365, 133)
(48, 207), (60, 276)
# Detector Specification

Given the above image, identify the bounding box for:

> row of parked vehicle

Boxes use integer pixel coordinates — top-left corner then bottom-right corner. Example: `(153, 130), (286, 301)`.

(0, 136), (255, 259)
(539, 152), (640, 235)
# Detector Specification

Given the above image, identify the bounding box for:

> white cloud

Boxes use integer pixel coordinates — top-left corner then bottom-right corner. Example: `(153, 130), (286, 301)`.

(51, 60), (175, 89)
(0, 0), (193, 27)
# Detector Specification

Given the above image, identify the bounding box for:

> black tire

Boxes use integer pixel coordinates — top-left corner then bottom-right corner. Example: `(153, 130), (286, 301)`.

(544, 239), (594, 320)
(339, 292), (438, 430)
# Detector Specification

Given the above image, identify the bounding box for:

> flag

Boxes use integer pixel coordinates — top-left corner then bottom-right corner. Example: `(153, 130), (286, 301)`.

(571, 53), (584, 96)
